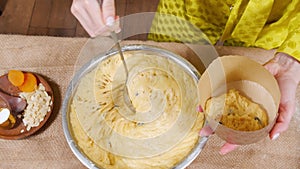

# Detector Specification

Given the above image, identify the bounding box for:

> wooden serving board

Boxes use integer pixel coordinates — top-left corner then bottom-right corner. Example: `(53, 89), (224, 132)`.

(0, 73), (53, 140)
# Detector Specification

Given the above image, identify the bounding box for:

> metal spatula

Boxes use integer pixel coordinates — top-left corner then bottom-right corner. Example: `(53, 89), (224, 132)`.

(110, 31), (136, 113)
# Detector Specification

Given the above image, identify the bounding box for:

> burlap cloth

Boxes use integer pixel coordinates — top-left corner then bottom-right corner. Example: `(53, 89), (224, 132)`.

(0, 34), (299, 169)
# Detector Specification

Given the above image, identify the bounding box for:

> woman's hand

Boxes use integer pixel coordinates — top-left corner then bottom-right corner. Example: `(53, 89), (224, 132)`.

(264, 52), (300, 140)
(71, 0), (119, 37)
(199, 53), (300, 154)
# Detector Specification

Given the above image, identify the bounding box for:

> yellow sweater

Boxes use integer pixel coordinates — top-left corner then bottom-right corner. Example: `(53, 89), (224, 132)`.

(148, 0), (300, 61)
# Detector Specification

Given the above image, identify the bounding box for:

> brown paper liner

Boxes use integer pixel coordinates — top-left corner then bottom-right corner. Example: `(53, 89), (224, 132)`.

(198, 55), (281, 145)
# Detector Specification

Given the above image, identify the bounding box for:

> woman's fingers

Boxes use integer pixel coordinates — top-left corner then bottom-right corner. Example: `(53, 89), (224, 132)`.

(199, 125), (214, 137)
(198, 106), (214, 137)
(220, 143), (239, 155)
(198, 105), (239, 154)
(102, 0), (116, 25)
(199, 125), (239, 155)
(197, 105), (204, 112)
(199, 124), (239, 155)
(269, 78), (297, 140)
(71, 0), (116, 37)
(264, 52), (300, 140)
(263, 62), (280, 76)
(71, 0), (104, 37)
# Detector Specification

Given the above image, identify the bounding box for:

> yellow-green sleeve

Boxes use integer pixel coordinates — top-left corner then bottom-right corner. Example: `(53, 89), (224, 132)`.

(276, 13), (300, 61)
(148, 0), (231, 44)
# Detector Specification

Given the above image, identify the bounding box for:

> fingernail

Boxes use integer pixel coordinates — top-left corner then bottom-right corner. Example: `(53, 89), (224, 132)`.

(115, 27), (121, 33)
(199, 130), (204, 137)
(199, 129), (210, 137)
(272, 133), (280, 140)
(219, 148), (230, 155)
(219, 151), (226, 155)
(106, 16), (115, 27)
(197, 106), (203, 112)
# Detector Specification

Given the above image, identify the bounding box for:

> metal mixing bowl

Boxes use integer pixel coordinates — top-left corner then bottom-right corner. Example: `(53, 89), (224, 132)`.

(62, 44), (208, 169)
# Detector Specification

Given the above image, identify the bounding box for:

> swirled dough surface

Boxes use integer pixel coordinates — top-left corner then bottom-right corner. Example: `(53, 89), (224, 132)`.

(205, 89), (268, 131)
(69, 51), (204, 168)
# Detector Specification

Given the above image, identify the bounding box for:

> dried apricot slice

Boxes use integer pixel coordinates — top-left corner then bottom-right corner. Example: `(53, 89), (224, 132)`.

(18, 73), (37, 92)
(8, 70), (25, 87)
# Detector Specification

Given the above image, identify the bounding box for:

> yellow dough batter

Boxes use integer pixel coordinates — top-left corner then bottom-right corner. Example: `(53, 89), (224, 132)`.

(205, 89), (268, 131)
(69, 51), (204, 168)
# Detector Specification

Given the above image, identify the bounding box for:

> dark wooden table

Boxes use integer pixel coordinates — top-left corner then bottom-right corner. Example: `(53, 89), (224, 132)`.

(0, 0), (159, 39)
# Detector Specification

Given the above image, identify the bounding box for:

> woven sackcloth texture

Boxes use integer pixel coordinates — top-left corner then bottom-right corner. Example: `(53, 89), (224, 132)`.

(0, 35), (299, 169)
